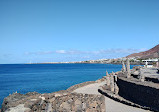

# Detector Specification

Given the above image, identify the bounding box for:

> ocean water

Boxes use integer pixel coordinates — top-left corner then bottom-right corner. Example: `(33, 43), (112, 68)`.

(0, 64), (136, 107)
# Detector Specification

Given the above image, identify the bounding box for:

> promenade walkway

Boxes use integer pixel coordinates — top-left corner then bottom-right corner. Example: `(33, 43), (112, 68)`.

(73, 82), (151, 112)
(143, 68), (159, 78)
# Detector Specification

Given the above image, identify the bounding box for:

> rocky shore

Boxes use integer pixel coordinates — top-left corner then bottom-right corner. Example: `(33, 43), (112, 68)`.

(0, 79), (106, 112)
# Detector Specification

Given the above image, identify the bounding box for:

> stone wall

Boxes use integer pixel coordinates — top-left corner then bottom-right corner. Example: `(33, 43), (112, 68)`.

(145, 77), (159, 83)
(50, 93), (105, 112)
(117, 77), (159, 112)
(131, 73), (159, 83)
(1, 81), (105, 112)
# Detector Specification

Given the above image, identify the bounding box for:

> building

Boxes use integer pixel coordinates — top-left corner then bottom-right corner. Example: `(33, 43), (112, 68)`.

(142, 58), (159, 68)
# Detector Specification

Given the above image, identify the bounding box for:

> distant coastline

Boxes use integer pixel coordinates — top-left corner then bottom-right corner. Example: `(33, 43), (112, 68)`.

(27, 58), (144, 65)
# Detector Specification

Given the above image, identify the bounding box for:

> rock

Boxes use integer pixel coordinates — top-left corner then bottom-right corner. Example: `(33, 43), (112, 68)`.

(39, 96), (45, 100)
(54, 93), (62, 97)
(61, 102), (71, 111)
(45, 103), (52, 112)
(82, 102), (87, 110)
(5, 104), (31, 112)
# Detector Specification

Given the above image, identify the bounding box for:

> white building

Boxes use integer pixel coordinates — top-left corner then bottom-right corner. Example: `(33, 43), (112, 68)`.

(142, 58), (159, 68)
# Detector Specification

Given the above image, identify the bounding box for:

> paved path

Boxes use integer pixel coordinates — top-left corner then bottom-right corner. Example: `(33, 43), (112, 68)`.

(143, 68), (159, 78)
(73, 82), (151, 112)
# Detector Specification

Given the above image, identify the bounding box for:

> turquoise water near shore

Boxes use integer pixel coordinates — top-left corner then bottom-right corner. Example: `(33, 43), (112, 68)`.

(0, 64), (136, 107)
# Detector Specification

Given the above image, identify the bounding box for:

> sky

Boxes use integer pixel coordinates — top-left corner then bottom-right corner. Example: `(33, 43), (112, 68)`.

(0, 0), (159, 64)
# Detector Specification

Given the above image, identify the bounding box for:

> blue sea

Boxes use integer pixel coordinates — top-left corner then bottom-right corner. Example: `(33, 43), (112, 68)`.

(0, 64), (136, 107)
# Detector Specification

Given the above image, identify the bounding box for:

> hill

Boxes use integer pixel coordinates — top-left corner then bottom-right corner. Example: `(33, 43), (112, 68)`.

(127, 44), (159, 59)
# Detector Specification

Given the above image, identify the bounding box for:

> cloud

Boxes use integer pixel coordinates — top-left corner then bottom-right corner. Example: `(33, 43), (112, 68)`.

(21, 48), (147, 63)
(25, 51), (53, 55)
(55, 50), (84, 54)
(55, 50), (66, 54)
(95, 48), (146, 54)
(25, 48), (146, 56)
(55, 48), (145, 55)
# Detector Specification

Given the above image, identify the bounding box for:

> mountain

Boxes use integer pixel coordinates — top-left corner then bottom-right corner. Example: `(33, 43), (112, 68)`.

(127, 44), (159, 59)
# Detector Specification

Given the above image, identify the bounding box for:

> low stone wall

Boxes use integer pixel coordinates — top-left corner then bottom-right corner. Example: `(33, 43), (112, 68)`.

(50, 93), (105, 112)
(131, 73), (159, 83)
(1, 92), (41, 112)
(1, 80), (106, 112)
(145, 77), (159, 83)
(1, 92), (105, 112)
(117, 76), (159, 112)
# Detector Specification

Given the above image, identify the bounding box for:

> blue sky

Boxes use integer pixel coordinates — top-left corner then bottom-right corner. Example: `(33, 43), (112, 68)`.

(0, 0), (159, 64)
